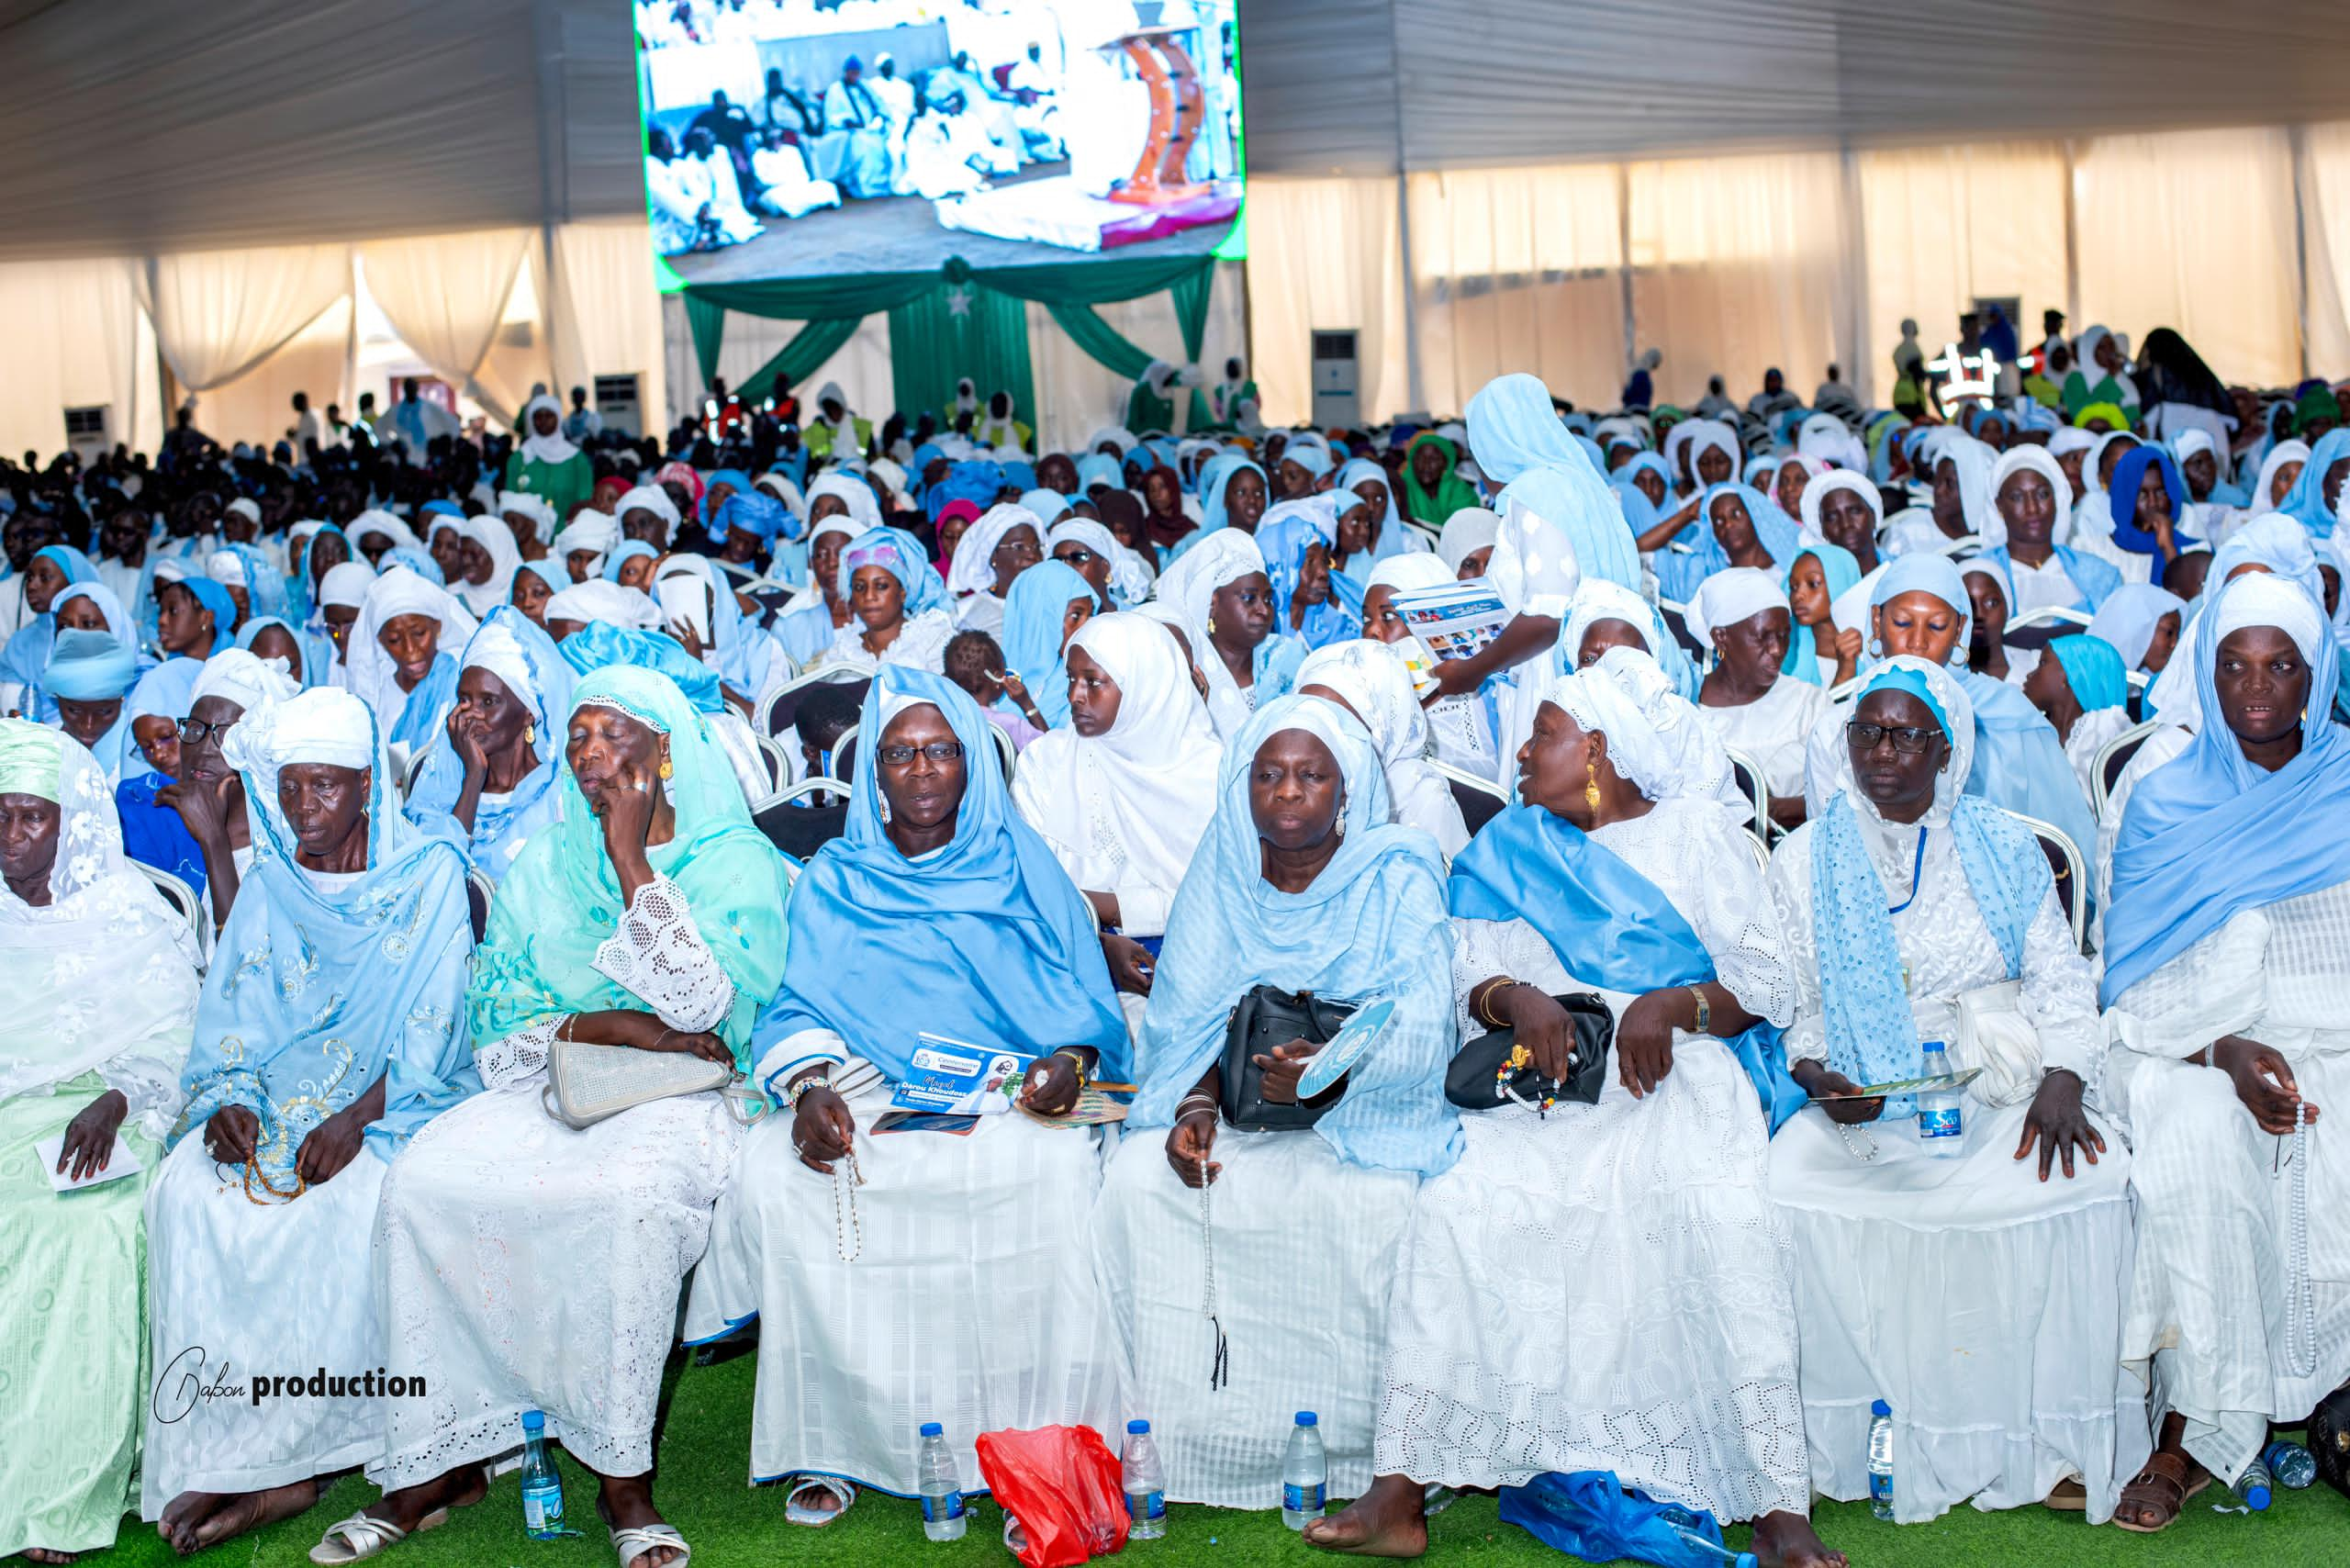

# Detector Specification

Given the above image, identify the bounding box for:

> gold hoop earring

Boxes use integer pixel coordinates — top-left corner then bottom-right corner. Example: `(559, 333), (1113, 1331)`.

(1584, 759), (1603, 814)
(658, 756), (674, 781)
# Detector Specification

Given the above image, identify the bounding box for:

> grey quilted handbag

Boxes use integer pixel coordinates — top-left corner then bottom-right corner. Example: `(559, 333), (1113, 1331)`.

(541, 1037), (764, 1130)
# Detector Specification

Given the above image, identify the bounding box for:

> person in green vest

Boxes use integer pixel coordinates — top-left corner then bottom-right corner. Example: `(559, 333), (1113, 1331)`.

(804, 381), (873, 462)
(502, 393), (593, 525)
(1211, 354), (1259, 428)
(2061, 324), (2142, 423)
(1125, 359), (1182, 435)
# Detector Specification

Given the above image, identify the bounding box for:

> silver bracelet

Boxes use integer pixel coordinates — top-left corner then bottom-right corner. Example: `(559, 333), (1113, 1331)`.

(1174, 1092), (1218, 1120)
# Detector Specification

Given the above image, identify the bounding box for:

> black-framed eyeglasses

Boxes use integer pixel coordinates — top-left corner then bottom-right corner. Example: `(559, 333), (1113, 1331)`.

(1054, 547), (1098, 566)
(177, 716), (238, 746)
(1845, 721), (1942, 756)
(877, 741), (965, 766)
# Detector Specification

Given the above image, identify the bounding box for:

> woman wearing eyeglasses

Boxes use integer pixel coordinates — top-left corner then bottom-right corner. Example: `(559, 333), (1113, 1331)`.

(686, 668), (1127, 1529)
(151, 650), (300, 926)
(1762, 655), (2137, 1527)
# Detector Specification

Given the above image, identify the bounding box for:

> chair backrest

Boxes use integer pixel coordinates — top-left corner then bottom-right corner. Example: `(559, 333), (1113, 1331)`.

(2002, 807), (2087, 951)
(753, 733), (791, 796)
(1654, 599), (1707, 663)
(1432, 760), (1508, 836)
(990, 718), (1017, 779)
(1723, 746), (1770, 840)
(2092, 719), (2160, 817)
(400, 741), (435, 801)
(1743, 829), (1770, 870)
(753, 784), (852, 862)
(465, 868), (495, 945)
(755, 666), (871, 743)
(138, 862), (212, 970)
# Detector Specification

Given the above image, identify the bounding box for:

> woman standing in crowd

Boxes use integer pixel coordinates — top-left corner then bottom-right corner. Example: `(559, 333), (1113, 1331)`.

(689, 670), (1125, 1527)
(1096, 694), (1459, 1512)
(0, 724), (201, 1565)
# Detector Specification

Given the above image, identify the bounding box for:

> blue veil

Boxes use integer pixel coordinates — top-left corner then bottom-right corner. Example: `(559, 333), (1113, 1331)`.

(1467, 374), (1643, 590)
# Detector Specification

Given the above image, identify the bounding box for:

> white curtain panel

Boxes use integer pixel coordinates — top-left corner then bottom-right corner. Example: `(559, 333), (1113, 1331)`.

(2297, 121), (2350, 385)
(0, 257), (160, 458)
(2072, 128), (2303, 389)
(190, 295), (354, 449)
(1242, 175), (1411, 426)
(550, 219), (669, 431)
(1024, 261), (1248, 455)
(1406, 163), (1628, 415)
(134, 242), (351, 392)
(358, 227), (534, 420)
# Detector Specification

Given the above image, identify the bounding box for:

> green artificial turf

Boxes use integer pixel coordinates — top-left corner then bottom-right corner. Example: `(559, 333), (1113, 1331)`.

(69, 1349), (2348, 1567)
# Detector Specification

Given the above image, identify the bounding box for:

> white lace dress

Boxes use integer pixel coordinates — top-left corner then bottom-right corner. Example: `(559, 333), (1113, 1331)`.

(1695, 676), (1830, 805)
(371, 875), (745, 1486)
(1374, 800), (1811, 1520)
(1763, 817), (2143, 1524)
(2103, 877), (2350, 1486)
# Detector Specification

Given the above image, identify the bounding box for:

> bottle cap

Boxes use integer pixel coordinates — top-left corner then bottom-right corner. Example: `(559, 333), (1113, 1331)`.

(1128, 1419), (1150, 1434)
(1295, 1411), (1318, 1427)
(1871, 1399), (1890, 1417)
(920, 1421), (944, 1438)
(522, 1410), (545, 1432)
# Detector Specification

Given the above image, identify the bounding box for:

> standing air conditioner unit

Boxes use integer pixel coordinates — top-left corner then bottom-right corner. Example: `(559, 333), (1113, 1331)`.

(62, 405), (112, 465)
(594, 374), (644, 438)
(1311, 330), (1360, 430)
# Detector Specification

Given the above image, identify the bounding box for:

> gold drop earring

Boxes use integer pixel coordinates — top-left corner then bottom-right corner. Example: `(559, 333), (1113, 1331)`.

(1206, 615), (1218, 637)
(1584, 758), (1603, 813)
(524, 722), (536, 745)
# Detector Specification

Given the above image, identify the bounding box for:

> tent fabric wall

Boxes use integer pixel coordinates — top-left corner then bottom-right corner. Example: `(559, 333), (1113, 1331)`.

(0, 258), (161, 460)
(358, 228), (537, 425)
(2302, 121), (2350, 382)
(132, 244), (352, 394)
(188, 296), (355, 454)
(547, 218), (670, 432)
(1242, 175), (1411, 427)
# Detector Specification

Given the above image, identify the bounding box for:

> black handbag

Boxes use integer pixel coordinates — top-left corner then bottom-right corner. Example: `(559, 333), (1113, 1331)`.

(1444, 991), (1614, 1111)
(1218, 985), (1358, 1131)
(2311, 1385), (2350, 1498)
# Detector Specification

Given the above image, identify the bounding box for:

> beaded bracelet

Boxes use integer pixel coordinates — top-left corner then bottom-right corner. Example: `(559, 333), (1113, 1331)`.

(785, 1071), (831, 1111)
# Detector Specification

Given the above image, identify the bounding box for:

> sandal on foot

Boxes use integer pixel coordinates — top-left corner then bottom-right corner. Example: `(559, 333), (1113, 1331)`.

(780, 1474), (856, 1528)
(2114, 1451), (2208, 1534)
(308, 1508), (449, 1565)
(610, 1521), (689, 1568)
(2043, 1476), (2089, 1512)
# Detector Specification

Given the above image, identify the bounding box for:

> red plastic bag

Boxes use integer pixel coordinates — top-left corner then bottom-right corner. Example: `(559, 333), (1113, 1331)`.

(975, 1424), (1129, 1567)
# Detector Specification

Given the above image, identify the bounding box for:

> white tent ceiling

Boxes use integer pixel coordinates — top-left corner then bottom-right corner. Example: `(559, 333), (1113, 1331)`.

(6, 0), (2350, 260)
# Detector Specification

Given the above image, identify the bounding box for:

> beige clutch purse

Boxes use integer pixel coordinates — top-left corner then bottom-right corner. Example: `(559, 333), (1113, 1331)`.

(541, 1037), (763, 1130)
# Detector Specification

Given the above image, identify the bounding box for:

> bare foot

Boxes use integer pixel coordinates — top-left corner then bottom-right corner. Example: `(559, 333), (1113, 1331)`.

(157, 1491), (226, 1555)
(1304, 1473), (1427, 1558)
(367, 1464), (492, 1536)
(597, 1473), (683, 1568)
(20, 1549), (80, 1563)
(176, 1478), (324, 1554)
(1751, 1510), (1843, 1568)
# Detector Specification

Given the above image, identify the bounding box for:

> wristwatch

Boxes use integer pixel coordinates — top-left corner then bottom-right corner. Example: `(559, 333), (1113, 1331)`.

(1685, 985), (1711, 1035)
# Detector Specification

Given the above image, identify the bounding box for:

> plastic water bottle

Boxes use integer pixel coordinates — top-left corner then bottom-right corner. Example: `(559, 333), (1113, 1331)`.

(916, 1421), (967, 1541)
(1866, 1400), (1896, 1520)
(1281, 1411), (1327, 1529)
(1123, 1418), (1168, 1540)
(1655, 1504), (1760, 1568)
(520, 1410), (565, 1540)
(2264, 1439), (2318, 1490)
(1915, 1042), (1964, 1159)
(2237, 1457), (2274, 1511)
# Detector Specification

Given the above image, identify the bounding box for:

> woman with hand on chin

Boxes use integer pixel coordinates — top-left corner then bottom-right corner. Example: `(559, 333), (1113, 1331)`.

(144, 688), (477, 1557)
(2101, 573), (2350, 1533)
(1765, 657), (2137, 1526)
(1317, 648), (1833, 1568)
(1095, 694), (1458, 1518)
(0, 723), (201, 1566)
(352, 667), (789, 1568)
(402, 608), (576, 882)
(687, 669), (1126, 1529)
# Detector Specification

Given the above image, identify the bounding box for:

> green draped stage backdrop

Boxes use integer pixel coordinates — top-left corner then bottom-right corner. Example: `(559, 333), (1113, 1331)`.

(681, 254), (1220, 435)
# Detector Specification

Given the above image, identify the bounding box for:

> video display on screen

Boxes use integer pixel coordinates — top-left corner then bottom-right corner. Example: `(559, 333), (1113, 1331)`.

(634, 1), (1246, 286)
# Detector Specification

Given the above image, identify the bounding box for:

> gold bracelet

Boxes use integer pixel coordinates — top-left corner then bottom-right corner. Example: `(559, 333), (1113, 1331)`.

(1476, 980), (1516, 1030)
(1052, 1047), (1091, 1087)
(1686, 985), (1711, 1036)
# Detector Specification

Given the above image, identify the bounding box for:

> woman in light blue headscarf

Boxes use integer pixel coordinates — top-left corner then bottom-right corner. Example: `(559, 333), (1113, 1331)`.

(402, 606), (578, 881)
(816, 524), (956, 673)
(234, 615), (322, 687)
(1466, 374), (1643, 591)
(356, 665), (789, 1568)
(1609, 450), (1680, 543)
(2277, 425), (2350, 538)
(1273, 436), (1334, 499)
(2098, 572), (2350, 1528)
(1799, 554), (2099, 862)
(1075, 452), (1124, 498)
(1335, 455), (1421, 566)
(1655, 481), (1807, 603)
(343, 566), (477, 757)
(206, 542), (289, 627)
(43, 627), (141, 784)
(686, 667), (1125, 1521)
(1558, 578), (1701, 702)
(601, 538), (659, 588)
(1765, 655), (2133, 1527)
(1096, 693), (1458, 1511)
(1782, 540), (1864, 688)
(1173, 452), (1270, 564)
(144, 686), (477, 1552)
(1257, 495), (1360, 650)
(1327, 647), (1833, 1562)
(998, 558), (1098, 727)
(0, 543), (98, 721)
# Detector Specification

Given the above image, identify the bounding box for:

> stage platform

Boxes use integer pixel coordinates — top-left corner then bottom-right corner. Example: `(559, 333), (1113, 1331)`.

(934, 175), (1241, 253)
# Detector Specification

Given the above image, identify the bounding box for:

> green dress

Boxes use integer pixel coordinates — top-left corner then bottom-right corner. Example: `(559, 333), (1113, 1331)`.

(502, 449), (593, 526)
(1125, 381), (1177, 435)
(0, 1073), (161, 1557)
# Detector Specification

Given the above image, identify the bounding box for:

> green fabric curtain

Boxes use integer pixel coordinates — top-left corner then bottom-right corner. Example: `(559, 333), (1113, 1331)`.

(735, 318), (862, 406)
(886, 279), (1035, 441)
(683, 293), (728, 389)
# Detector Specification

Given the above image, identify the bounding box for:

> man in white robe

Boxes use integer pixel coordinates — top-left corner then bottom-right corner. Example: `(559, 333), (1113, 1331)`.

(749, 127), (842, 218)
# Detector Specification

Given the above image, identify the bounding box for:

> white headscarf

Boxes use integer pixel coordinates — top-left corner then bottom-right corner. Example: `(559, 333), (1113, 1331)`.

(947, 503), (1044, 599)
(517, 393), (579, 466)
(1796, 412), (1866, 472)
(2086, 582), (2186, 672)
(344, 566), (478, 722)
(1685, 566), (1788, 644)
(1151, 529), (1269, 738)
(319, 560), (376, 610)
(552, 512), (620, 577)
(229, 685), (376, 773)
(498, 488), (560, 543)
(1015, 610), (1222, 897)
(1437, 507), (1500, 575)
(461, 617), (537, 711)
(1292, 638), (1469, 857)
(2211, 569), (2326, 658)
(614, 484), (682, 544)
(2249, 439), (2311, 512)
(803, 472), (884, 535)
(1798, 470), (1884, 538)
(1680, 419), (1741, 486)
(190, 647), (300, 714)
(1367, 553), (1453, 597)
(544, 579), (663, 631)
(453, 516), (522, 617)
(1047, 516), (1155, 602)
(1544, 645), (1740, 812)
(1986, 444), (2076, 548)
(348, 510), (421, 557)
